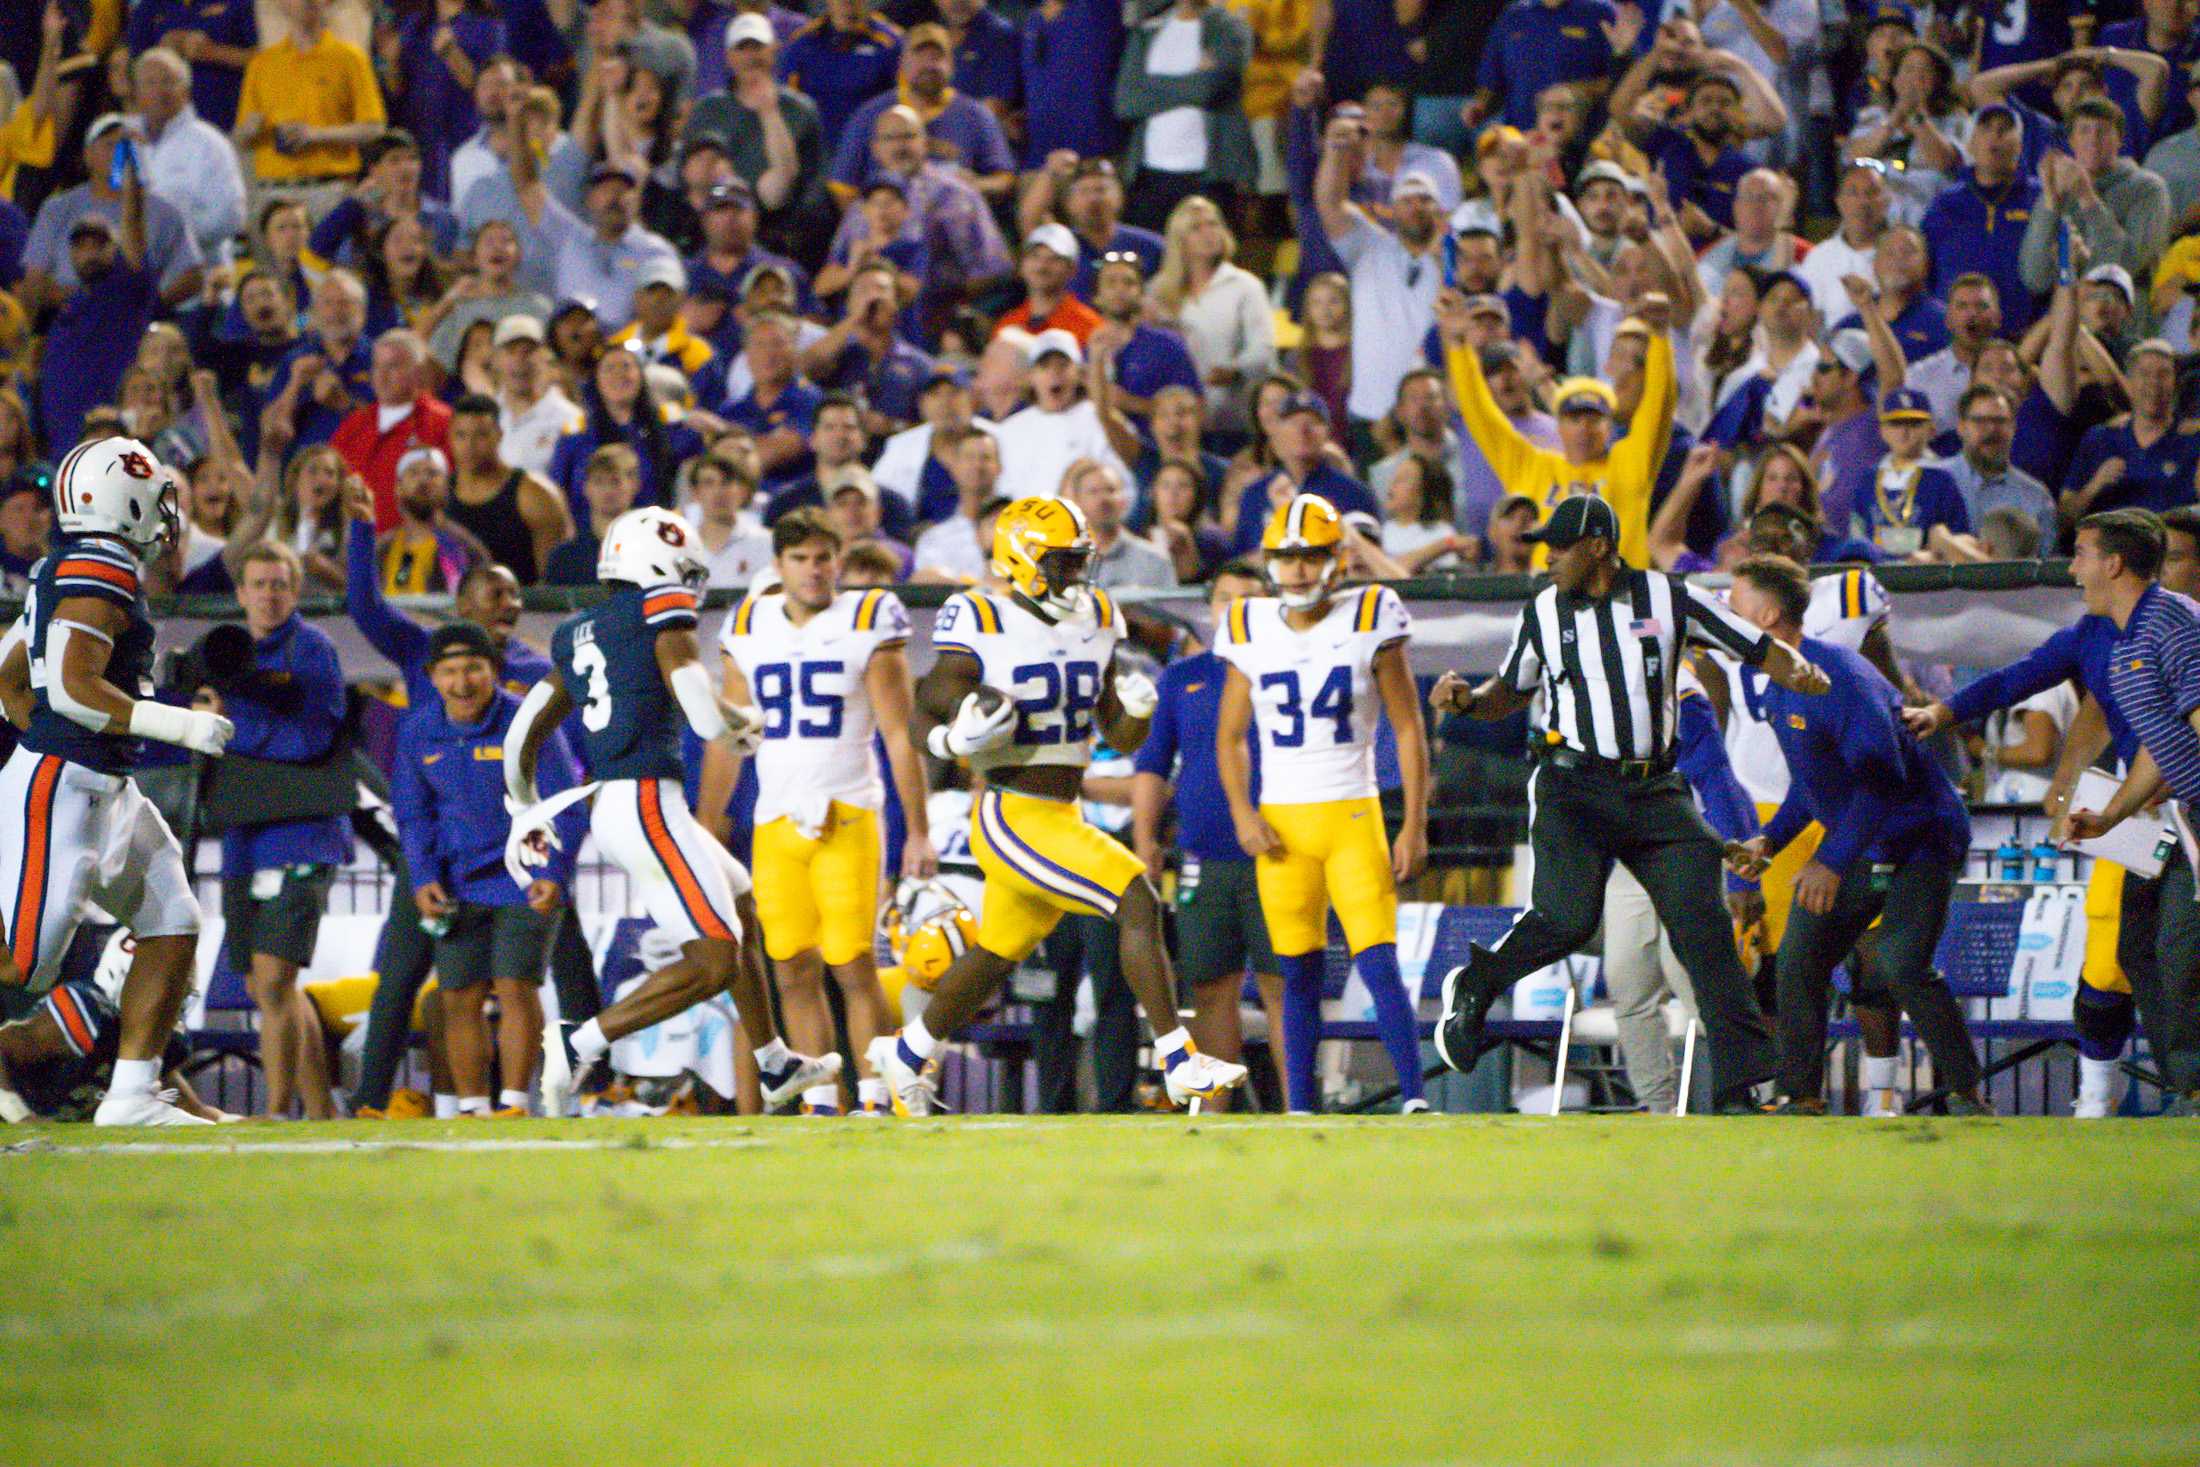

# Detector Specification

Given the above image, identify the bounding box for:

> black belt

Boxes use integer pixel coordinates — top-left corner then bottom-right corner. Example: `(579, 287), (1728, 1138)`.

(1539, 745), (1675, 781)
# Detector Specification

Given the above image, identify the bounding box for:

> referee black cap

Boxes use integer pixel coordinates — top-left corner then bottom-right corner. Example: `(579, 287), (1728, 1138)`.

(1523, 495), (1618, 547)
(427, 622), (498, 667)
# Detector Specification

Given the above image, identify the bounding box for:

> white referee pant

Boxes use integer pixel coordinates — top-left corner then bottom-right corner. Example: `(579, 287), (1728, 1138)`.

(1600, 865), (1700, 1112)
(0, 747), (201, 988)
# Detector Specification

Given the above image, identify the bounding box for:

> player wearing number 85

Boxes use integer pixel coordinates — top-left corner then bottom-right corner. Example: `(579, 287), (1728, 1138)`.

(1213, 494), (1433, 1114)
(866, 495), (1248, 1116)
(506, 505), (841, 1115)
(703, 509), (936, 1115)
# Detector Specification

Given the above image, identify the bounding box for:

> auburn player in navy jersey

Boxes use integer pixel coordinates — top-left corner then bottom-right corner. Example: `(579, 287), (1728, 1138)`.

(0, 441), (237, 1127)
(867, 497), (1248, 1115)
(504, 506), (840, 1115)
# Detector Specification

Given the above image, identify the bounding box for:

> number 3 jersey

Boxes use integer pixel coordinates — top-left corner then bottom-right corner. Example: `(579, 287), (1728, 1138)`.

(1215, 585), (1410, 805)
(932, 587), (1124, 777)
(720, 586), (911, 824)
(20, 537), (159, 774)
(551, 581), (701, 782)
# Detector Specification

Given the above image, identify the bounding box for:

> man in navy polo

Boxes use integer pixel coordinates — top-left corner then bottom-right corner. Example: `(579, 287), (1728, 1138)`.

(829, 23), (1015, 202)
(779, 0), (903, 151)
(2062, 340), (2200, 522)
(2065, 509), (2200, 1115)
(940, 0), (1021, 117)
(1919, 106), (2044, 334)
(1724, 554), (1988, 1116)
(1131, 561), (1283, 1109)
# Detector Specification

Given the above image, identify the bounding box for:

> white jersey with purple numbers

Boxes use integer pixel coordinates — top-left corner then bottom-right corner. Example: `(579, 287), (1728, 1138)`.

(1213, 586), (1410, 805)
(930, 587), (1124, 776)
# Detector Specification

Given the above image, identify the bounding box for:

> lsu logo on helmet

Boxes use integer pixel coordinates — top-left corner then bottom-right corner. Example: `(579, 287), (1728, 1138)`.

(992, 497), (1093, 617)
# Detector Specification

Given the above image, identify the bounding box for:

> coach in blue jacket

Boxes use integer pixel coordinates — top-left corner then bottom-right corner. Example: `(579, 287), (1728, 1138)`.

(393, 623), (587, 1116)
(1723, 555), (1988, 1115)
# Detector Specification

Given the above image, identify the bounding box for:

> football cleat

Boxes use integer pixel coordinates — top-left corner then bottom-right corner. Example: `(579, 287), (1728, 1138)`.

(540, 1019), (601, 1119)
(93, 1088), (212, 1127)
(1401, 1098), (1431, 1115)
(385, 1088), (432, 1120)
(1162, 1043), (1247, 1107)
(1433, 966), (1487, 1074)
(866, 1035), (938, 1117)
(759, 1049), (843, 1110)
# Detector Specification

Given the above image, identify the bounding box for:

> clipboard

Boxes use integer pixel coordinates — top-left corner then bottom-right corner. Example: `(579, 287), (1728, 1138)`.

(2071, 768), (2172, 879)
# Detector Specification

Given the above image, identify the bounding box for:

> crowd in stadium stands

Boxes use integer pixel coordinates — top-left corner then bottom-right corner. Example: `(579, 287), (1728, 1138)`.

(12, 0), (2200, 1119)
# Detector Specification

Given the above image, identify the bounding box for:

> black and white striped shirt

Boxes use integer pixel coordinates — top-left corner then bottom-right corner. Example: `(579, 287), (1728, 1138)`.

(1498, 571), (1771, 762)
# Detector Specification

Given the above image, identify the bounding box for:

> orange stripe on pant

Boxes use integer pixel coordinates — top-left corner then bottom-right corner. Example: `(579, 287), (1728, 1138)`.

(639, 780), (735, 941)
(10, 756), (61, 976)
(50, 986), (95, 1055)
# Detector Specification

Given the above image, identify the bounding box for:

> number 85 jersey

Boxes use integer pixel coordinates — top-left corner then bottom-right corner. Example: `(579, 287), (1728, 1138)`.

(720, 586), (910, 822)
(1216, 586), (1410, 804)
(932, 587), (1123, 775)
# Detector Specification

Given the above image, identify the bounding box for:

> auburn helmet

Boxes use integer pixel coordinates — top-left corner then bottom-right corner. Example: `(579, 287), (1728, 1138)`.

(991, 496), (1093, 617)
(52, 436), (179, 559)
(1261, 493), (1346, 609)
(599, 506), (708, 589)
(880, 881), (980, 991)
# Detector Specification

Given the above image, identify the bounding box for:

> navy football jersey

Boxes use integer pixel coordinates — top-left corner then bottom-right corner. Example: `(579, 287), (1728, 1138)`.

(0, 982), (188, 1121)
(20, 536), (158, 775)
(550, 582), (698, 782)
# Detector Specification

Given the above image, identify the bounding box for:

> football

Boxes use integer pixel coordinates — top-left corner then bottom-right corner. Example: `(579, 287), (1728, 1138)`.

(969, 685), (1010, 718)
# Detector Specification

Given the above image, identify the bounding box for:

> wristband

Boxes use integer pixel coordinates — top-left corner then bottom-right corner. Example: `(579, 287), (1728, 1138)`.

(126, 698), (198, 747)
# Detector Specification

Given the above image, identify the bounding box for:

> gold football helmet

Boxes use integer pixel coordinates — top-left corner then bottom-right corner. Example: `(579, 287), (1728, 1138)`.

(992, 496), (1094, 617)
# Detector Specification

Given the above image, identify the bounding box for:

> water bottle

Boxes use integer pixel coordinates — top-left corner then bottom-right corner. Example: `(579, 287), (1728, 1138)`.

(1996, 837), (2025, 882)
(2031, 841), (2060, 884)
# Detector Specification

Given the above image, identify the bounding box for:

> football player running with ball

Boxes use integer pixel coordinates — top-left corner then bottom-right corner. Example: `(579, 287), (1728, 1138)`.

(504, 506), (840, 1115)
(868, 497), (1247, 1114)
(1213, 494), (1433, 1113)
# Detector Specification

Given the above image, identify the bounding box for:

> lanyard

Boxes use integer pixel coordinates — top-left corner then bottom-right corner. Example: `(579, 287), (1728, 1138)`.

(1875, 461), (1922, 527)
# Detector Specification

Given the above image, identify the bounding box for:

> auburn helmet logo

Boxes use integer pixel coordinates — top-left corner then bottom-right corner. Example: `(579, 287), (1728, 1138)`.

(117, 450), (157, 480)
(655, 519), (687, 547)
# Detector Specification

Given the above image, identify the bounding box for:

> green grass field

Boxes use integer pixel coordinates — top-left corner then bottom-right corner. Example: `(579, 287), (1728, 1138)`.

(5, 1115), (2199, 1466)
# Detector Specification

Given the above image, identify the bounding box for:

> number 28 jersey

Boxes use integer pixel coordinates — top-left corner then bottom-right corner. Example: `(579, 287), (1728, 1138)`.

(551, 582), (699, 782)
(1215, 585), (1410, 805)
(932, 587), (1123, 776)
(720, 586), (910, 823)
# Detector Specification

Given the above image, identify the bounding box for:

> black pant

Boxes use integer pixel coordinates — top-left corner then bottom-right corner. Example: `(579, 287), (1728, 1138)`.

(1455, 762), (1777, 1099)
(1034, 915), (1140, 1113)
(2118, 846), (2200, 1093)
(1127, 171), (1233, 232)
(1774, 856), (1979, 1102)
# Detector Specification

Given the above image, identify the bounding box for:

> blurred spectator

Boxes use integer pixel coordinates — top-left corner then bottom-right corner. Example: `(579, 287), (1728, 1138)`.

(1149, 194), (1274, 435)
(448, 56), (528, 209)
(1311, 0), (1412, 106)
(0, 8), (64, 208)
(1827, 224), (1946, 364)
(232, 438), (347, 591)
(1935, 383), (2057, 545)
(1859, 386), (1972, 559)
(1706, 269), (1820, 440)
(2062, 338), (2200, 522)
(1230, 0), (1310, 198)
(0, 390), (32, 484)
(995, 223), (1102, 344)
(0, 476), (52, 593)
(1803, 329), (1889, 537)
(831, 23), (1014, 204)
(381, 0), (505, 200)
(1087, 249), (1202, 418)
(2144, 66), (2200, 232)
(2022, 99), (2171, 310)
(169, 456), (245, 595)
(1379, 451), (1471, 572)
(2096, 1), (2194, 151)
(1020, 0), (1128, 172)
(778, 0), (903, 153)
(723, 309), (823, 489)
(37, 204), (161, 455)
(1907, 273), (2004, 431)
(260, 271), (377, 457)
(1370, 366), (1467, 518)
(609, 256), (714, 379)
(554, 163), (681, 331)
(2080, 263), (2141, 360)
(991, 328), (1132, 501)
(1919, 105), (2040, 335)
(1480, 489), (1537, 571)
(767, 395), (916, 545)
(1468, 0), (1623, 132)
(821, 462), (913, 577)
(1140, 454), (1229, 581)
(872, 366), (992, 519)
(309, 128), (462, 268)
(828, 104), (1010, 334)
(332, 328), (454, 528)
(129, 48), (248, 257)
(23, 115), (204, 316)
(1228, 388), (1376, 553)
(911, 429), (1004, 581)
(1611, 41), (1786, 240)
(544, 441), (636, 585)
(684, 15), (828, 258)
(576, 43), (683, 193)
(685, 451), (774, 586)
(457, 85), (588, 300)
(804, 261), (935, 435)
(216, 541), (348, 1121)
(1796, 160), (1889, 327)
(1349, 80), (1463, 217)
(491, 315), (581, 476)
(1313, 116), (1444, 453)
(939, 0), (1021, 119)
(443, 392), (571, 584)
(1286, 270), (1351, 430)
(1844, 42), (1969, 224)
(1021, 155), (1164, 301)
(1114, 0), (1255, 229)
(234, 0), (387, 201)
(128, 0), (261, 131)
(373, 444), (489, 592)
(423, 219), (551, 378)
(359, 214), (449, 332)
(686, 175), (810, 312)
(548, 340), (703, 513)
(1065, 455), (1175, 587)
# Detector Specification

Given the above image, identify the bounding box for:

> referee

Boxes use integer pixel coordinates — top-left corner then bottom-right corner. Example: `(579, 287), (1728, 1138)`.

(1428, 496), (1830, 1112)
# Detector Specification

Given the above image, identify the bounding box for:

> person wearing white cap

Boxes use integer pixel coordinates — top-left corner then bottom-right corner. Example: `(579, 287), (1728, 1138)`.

(366, 443), (493, 596)
(993, 221), (1102, 343)
(682, 11), (828, 243)
(493, 314), (585, 477)
(991, 327), (1134, 502)
(550, 162), (682, 331)
(608, 254), (717, 381)
(1312, 109), (1444, 444)
(2079, 262), (2140, 359)
(20, 112), (205, 316)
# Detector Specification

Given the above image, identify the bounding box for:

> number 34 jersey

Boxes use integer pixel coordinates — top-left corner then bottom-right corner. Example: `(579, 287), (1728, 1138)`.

(720, 586), (911, 823)
(1216, 586), (1410, 806)
(932, 588), (1124, 776)
(551, 582), (700, 783)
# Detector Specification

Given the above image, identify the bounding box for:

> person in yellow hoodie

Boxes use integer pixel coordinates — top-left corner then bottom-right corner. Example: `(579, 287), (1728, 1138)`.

(1436, 285), (1674, 569)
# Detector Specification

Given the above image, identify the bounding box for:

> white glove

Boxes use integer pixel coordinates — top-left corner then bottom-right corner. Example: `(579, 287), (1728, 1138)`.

(717, 701), (765, 755)
(944, 689), (1017, 757)
(1113, 670), (1158, 720)
(512, 823), (561, 872)
(129, 699), (234, 756)
(179, 710), (234, 756)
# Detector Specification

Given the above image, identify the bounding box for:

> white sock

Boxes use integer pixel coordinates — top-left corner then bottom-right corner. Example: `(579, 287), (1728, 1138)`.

(1860, 1055), (1899, 1092)
(110, 1058), (159, 1096)
(1154, 1026), (1192, 1057)
(434, 1093), (459, 1119)
(754, 1036), (793, 1070)
(858, 1077), (887, 1106)
(459, 1096), (491, 1115)
(499, 1089), (530, 1112)
(802, 1085), (839, 1109)
(901, 1016), (938, 1061)
(2078, 1056), (2119, 1103)
(571, 1018), (610, 1061)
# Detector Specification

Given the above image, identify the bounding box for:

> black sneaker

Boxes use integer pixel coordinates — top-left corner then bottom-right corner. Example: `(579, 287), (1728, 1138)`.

(1711, 1085), (1775, 1115)
(1433, 966), (1486, 1074)
(2164, 1090), (2200, 1118)
(1767, 1096), (1827, 1116)
(1945, 1093), (1993, 1117)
